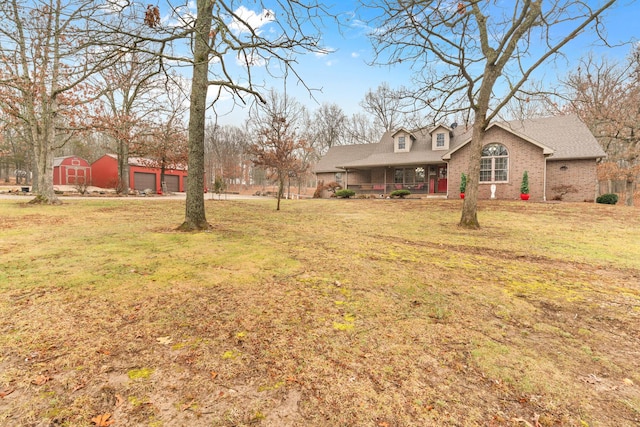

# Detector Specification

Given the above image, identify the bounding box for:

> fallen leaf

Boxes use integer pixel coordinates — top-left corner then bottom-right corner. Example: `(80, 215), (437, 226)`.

(180, 399), (195, 411)
(0, 388), (15, 398)
(115, 394), (124, 407)
(156, 336), (172, 345)
(32, 375), (51, 386)
(91, 413), (115, 426)
(210, 371), (218, 380)
(623, 378), (634, 386)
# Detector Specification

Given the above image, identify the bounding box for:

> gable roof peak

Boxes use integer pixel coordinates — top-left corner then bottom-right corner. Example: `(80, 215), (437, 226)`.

(391, 127), (416, 138)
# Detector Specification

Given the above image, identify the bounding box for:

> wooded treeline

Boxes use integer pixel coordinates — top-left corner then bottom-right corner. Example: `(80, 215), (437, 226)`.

(0, 0), (636, 213)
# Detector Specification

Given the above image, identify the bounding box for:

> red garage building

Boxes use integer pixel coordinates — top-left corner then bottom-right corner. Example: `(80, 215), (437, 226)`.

(53, 156), (92, 186)
(91, 154), (187, 193)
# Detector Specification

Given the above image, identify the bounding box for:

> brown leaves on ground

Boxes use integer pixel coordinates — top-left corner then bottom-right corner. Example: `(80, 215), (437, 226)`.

(1, 199), (639, 426)
(91, 413), (114, 426)
(0, 388), (15, 398)
(31, 375), (51, 386)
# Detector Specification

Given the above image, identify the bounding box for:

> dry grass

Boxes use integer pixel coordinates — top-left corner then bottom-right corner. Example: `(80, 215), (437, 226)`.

(0, 198), (639, 427)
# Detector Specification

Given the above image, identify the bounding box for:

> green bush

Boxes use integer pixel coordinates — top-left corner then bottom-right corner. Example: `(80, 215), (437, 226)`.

(335, 189), (356, 199)
(596, 193), (618, 205)
(520, 171), (529, 194)
(390, 189), (411, 198)
(460, 173), (467, 193)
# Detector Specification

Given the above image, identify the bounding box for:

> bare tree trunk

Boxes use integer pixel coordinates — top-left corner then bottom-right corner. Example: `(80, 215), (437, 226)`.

(117, 141), (130, 194)
(459, 123), (485, 228)
(625, 179), (635, 206)
(178, 0), (213, 231)
(30, 130), (60, 205)
(276, 175), (284, 211)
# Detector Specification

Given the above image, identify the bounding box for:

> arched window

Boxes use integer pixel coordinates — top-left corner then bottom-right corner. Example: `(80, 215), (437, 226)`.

(480, 143), (508, 183)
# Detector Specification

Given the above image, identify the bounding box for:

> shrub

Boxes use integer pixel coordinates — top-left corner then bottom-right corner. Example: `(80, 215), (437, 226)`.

(335, 189), (355, 198)
(520, 171), (529, 194)
(313, 180), (324, 198)
(551, 184), (578, 201)
(460, 173), (467, 193)
(324, 181), (342, 194)
(390, 189), (411, 198)
(596, 193), (618, 205)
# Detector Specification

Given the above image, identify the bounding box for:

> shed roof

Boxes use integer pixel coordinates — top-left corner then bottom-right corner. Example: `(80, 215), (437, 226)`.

(53, 156), (88, 167)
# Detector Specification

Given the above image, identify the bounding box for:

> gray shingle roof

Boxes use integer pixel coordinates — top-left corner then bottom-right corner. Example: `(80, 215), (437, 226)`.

(501, 115), (606, 160)
(316, 115), (605, 172)
(313, 144), (376, 173)
(339, 128), (446, 168)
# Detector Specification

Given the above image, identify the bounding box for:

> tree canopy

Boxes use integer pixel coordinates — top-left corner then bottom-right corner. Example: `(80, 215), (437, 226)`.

(364, 0), (620, 228)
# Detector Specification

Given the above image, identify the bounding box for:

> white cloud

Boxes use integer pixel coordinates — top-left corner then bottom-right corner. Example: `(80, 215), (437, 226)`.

(351, 52), (360, 58)
(229, 6), (275, 35)
(315, 47), (333, 58)
(236, 51), (266, 68)
(100, 0), (131, 14)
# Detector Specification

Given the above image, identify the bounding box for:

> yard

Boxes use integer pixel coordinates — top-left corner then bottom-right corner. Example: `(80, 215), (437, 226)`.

(0, 198), (639, 426)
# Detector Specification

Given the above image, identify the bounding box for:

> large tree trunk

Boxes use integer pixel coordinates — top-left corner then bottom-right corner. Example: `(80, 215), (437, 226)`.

(30, 127), (60, 205)
(625, 178), (635, 206)
(178, 0), (213, 231)
(459, 121), (486, 229)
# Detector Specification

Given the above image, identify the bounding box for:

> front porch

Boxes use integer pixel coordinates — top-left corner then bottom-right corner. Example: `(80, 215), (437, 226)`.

(341, 164), (448, 196)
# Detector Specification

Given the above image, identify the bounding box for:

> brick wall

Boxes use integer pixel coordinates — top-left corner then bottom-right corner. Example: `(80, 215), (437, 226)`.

(345, 170), (370, 185)
(448, 126), (546, 201)
(546, 159), (597, 202)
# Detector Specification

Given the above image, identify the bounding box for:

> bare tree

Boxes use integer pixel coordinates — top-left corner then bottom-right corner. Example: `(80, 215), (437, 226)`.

(0, 121), (31, 184)
(365, 0), (620, 228)
(0, 0), (132, 204)
(247, 90), (310, 210)
(96, 52), (162, 194)
(138, 83), (190, 191)
(360, 82), (406, 133)
(122, 1), (332, 229)
(308, 103), (348, 156)
(345, 112), (381, 145)
(563, 49), (640, 206)
(205, 124), (251, 190)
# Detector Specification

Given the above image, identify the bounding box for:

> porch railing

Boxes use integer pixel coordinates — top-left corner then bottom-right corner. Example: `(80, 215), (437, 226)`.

(347, 183), (431, 194)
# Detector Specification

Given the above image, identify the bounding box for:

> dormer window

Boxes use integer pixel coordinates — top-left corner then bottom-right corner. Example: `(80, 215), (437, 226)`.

(431, 126), (450, 150)
(393, 131), (413, 153)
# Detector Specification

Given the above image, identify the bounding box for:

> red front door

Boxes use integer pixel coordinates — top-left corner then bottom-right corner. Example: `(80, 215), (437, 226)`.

(437, 166), (447, 193)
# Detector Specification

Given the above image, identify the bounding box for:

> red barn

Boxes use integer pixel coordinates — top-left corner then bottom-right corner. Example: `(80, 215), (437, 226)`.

(53, 156), (92, 186)
(91, 154), (187, 193)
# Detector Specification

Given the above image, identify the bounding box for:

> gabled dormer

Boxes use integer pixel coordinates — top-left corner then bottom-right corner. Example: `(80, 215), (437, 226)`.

(430, 124), (453, 151)
(392, 128), (416, 153)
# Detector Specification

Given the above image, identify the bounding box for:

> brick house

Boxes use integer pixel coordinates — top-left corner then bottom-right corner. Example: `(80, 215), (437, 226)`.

(314, 115), (606, 202)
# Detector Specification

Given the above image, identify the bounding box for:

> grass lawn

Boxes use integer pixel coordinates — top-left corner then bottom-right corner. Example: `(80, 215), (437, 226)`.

(0, 197), (639, 427)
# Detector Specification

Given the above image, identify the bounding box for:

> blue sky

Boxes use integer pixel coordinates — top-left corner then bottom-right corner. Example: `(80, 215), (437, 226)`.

(210, 1), (639, 127)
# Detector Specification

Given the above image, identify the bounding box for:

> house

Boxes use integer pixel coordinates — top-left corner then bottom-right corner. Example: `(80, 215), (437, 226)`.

(53, 156), (92, 186)
(91, 154), (188, 193)
(314, 115), (606, 202)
